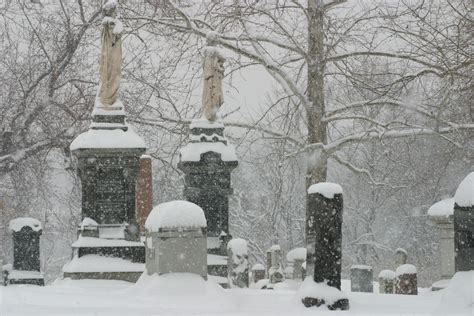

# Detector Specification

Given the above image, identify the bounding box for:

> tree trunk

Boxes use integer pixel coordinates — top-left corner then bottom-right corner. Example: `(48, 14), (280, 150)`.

(306, 0), (327, 188)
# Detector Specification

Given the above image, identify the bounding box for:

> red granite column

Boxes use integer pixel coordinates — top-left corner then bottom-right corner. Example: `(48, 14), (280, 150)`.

(136, 155), (153, 233)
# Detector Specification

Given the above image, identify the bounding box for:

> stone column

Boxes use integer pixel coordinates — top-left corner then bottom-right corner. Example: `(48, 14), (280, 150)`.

(268, 245), (284, 285)
(302, 182), (349, 310)
(350, 265), (373, 293)
(136, 155), (153, 233)
(453, 172), (474, 272)
(395, 264), (417, 295)
(227, 238), (249, 288)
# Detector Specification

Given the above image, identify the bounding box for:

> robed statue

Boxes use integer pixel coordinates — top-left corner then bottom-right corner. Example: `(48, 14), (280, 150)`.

(98, 0), (123, 107)
(202, 36), (225, 122)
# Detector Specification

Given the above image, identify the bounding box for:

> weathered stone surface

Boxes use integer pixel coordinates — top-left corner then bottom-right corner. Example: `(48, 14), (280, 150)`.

(12, 226), (42, 272)
(350, 265), (373, 293)
(395, 273), (418, 295)
(136, 155), (153, 233)
(454, 203), (474, 272)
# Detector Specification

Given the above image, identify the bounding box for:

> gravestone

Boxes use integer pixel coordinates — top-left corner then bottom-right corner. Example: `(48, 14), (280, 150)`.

(5, 218), (44, 286)
(395, 264), (417, 295)
(268, 245), (284, 286)
(427, 198), (455, 290)
(251, 263), (266, 283)
(286, 247), (306, 280)
(227, 238), (249, 288)
(302, 182), (349, 310)
(145, 201), (207, 279)
(453, 172), (474, 272)
(394, 248), (408, 267)
(350, 265), (373, 293)
(378, 270), (396, 294)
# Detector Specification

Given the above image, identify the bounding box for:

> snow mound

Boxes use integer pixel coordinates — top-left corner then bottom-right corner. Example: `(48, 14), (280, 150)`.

(70, 127), (146, 150)
(428, 198), (454, 217)
(130, 272), (230, 309)
(63, 255), (144, 273)
(227, 238), (247, 255)
(434, 271), (473, 315)
(307, 182), (343, 199)
(296, 277), (348, 306)
(396, 264), (417, 276)
(395, 247), (407, 255)
(378, 270), (396, 280)
(9, 218), (42, 232)
(270, 244), (281, 251)
(145, 200), (206, 231)
(286, 247), (306, 262)
(454, 172), (474, 207)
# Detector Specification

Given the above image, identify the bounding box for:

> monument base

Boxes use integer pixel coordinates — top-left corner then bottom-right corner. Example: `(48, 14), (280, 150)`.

(301, 297), (350, 310)
(4, 270), (44, 286)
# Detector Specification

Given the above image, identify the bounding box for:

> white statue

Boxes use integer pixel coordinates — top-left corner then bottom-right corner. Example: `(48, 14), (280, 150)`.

(202, 36), (225, 122)
(98, 0), (123, 107)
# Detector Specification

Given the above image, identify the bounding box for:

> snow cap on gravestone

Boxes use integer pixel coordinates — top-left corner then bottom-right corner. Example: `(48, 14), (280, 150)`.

(307, 182), (343, 199)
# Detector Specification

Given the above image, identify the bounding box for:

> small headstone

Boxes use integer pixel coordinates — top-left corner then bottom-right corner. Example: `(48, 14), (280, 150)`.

(286, 247), (306, 281)
(227, 238), (249, 288)
(302, 182), (349, 310)
(6, 218), (44, 286)
(350, 265), (373, 293)
(453, 172), (474, 272)
(395, 264), (417, 295)
(144, 201), (207, 279)
(251, 263), (265, 283)
(394, 248), (408, 267)
(378, 270), (396, 294)
(268, 245), (284, 285)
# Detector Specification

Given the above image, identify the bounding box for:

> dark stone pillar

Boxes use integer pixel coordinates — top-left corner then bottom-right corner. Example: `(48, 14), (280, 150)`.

(303, 183), (349, 310)
(453, 173), (474, 272)
(395, 264), (417, 295)
(136, 155), (153, 233)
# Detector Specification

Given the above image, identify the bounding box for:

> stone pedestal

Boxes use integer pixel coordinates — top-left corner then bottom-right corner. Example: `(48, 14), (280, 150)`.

(145, 201), (207, 279)
(178, 119), (238, 284)
(350, 265), (373, 293)
(5, 218), (44, 286)
(303, 183), (348, 310)
(65, 103), (147, 281)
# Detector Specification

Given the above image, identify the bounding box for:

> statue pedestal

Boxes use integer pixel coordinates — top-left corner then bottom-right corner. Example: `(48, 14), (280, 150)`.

(65, 103), (147, 282)
(178, 119), (238, 287)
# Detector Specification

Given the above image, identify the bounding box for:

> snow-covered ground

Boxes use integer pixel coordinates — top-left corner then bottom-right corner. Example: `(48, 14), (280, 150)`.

(1, 272), (471, 316)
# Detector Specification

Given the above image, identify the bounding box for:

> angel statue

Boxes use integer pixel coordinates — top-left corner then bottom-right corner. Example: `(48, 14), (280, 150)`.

(202, 35), (225, 122)
(98, 0), (123, 107)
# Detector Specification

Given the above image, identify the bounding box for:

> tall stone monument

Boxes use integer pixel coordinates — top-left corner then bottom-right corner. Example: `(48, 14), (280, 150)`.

(65, 0), (146, 282)
(301, 182), (349, 310)
(453, 172), (474, 272)
(178, 34), (238, 286)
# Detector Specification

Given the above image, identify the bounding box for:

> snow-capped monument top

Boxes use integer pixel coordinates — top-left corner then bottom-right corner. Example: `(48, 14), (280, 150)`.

(98, 0), (123, 108)
(428, 198), (454, 218)
(145, 200), (207, 231)
(9, 218), (42, 232)
(454, 172), (474, 207)
(307, 182), (343, 199)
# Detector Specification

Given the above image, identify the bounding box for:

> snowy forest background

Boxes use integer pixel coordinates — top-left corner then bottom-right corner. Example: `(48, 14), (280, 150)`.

(0, 0), (471, 287)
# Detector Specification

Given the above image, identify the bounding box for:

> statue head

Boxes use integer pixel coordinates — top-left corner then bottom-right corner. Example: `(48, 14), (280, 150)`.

(103, 0), (118, 18)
